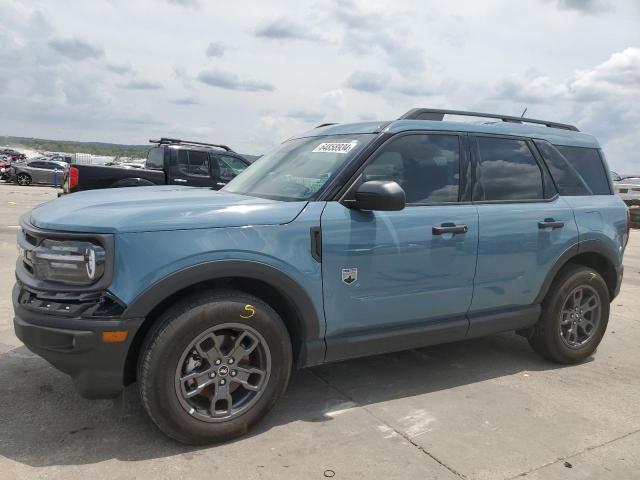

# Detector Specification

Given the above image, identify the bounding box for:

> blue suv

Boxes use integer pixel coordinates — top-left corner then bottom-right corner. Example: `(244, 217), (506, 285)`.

(13, 108), (628, 444)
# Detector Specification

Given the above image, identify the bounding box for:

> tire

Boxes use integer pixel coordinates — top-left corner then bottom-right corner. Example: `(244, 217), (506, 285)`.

(138, 289), (292, 444)
(529, 264), (610, 364)
(16, 173), (31, 186)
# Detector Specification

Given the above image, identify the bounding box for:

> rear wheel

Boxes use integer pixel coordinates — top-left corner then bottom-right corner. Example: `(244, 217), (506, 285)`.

(529, 265), (609, 363)
(16, 173), (31, 186)
(138, 290), (292, 444)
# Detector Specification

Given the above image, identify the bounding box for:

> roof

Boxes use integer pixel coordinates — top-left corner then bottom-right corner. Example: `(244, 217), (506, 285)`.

(299, 116), (600, 149)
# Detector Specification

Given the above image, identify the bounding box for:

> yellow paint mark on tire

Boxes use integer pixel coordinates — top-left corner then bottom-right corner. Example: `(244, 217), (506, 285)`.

(589, 272), (597, 280)
(240, 304), (256, 319)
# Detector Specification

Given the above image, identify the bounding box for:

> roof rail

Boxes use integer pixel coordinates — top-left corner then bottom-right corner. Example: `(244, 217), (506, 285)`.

(398, 108), (579, 132)
(315, 123), (337, 128)
(149, 137), (235, 152)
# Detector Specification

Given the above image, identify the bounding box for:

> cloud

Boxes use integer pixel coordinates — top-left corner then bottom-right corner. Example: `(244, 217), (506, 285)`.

(552, 0), (611, 14)
(322, 89), (346, 111)
(166, 0), (200, 7)
(106, 62), (132, 75)
(206, 42), (225, 57)
(569, 47), (640, 99)
(197, 69), (275, 92)
(495, 73), (569, 104)
(170, 96), (198, 105)
(254, 17), (324, 42)
(345, 70), (390, 93)
(283, 109), (325, 123)
(496, 48), (640, 105)
(330, 0), (426, 74)
(48, 37), (104, 60)
(345, 70), (436, 97)
(117, 79), (163, 90)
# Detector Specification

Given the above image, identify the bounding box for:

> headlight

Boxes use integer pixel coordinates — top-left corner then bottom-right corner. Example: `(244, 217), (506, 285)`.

(24, 239), (106, 285)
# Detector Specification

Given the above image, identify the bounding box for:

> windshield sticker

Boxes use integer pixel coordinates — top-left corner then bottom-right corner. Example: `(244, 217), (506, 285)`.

(312, 141), (357, 154)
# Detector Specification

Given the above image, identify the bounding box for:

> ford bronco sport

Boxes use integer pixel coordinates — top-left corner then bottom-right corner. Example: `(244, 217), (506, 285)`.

(13, 108), (628, 444)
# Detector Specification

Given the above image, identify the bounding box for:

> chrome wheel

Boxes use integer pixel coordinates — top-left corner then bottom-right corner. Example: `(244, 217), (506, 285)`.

(174, 323), (271, 423)
(559, 285), (601, 348)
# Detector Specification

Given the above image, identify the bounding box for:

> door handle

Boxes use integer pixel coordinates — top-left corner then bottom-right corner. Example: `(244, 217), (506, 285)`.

(432, 223), (468, 235)
(216, 182), (227, 186)
(538, 219), (564, 229)
(174, 178), (188, 183)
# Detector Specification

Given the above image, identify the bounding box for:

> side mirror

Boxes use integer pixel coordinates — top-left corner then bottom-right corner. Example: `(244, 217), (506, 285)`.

(352, 180), (405, 211)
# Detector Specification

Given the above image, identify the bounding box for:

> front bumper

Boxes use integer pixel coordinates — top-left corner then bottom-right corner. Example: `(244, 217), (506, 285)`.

(12, 283), (143, 399)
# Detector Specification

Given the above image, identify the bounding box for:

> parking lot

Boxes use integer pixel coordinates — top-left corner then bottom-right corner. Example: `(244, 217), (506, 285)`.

(1, 182), (639, 480)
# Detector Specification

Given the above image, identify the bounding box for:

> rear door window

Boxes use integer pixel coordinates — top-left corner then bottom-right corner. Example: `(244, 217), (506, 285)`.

(554, 146), (611, 195)
(185, 151), (210, 177)
(177, 150), (211, 178)
(475, 137), (544, 201)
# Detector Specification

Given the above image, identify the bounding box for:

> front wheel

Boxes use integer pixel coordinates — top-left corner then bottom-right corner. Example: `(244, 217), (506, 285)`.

(138, 290), (292, 444)
(529, 265), (610, 364)
(16, 173), (31, 186)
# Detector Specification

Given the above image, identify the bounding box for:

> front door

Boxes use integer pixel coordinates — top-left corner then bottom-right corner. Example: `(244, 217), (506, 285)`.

(212, 154), (249, 190)
(321, 132), (479, 361)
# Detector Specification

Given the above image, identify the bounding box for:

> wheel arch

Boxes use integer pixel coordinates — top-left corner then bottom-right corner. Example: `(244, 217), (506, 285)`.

(122, 260), (325, 384)
(535, 241), (621, 304)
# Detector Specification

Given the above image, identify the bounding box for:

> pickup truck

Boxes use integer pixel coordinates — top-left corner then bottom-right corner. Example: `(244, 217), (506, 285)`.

(63, 138), (250, 194)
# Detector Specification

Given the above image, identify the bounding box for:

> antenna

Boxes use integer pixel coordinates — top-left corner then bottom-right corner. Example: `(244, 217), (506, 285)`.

(521, 107), (528, 118)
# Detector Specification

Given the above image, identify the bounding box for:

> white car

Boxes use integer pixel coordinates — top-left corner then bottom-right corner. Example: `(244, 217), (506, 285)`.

(612, 172), (640, 205)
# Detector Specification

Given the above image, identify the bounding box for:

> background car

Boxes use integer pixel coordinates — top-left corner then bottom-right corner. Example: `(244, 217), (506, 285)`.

(10, 159), (68, 186)
(613, 176), (640, 205)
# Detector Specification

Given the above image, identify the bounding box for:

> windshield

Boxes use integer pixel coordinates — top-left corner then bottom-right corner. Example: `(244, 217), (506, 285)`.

(223, 134), (376, 201)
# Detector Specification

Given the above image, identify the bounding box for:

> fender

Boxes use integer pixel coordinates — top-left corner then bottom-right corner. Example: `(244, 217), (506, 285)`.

(121, 259), (324, 366)
(534, 239), (622, 304)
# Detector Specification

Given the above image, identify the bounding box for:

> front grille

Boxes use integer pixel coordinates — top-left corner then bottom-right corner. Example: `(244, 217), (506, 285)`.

(18, 287), (125, 318)
(24, 232), (37, 246)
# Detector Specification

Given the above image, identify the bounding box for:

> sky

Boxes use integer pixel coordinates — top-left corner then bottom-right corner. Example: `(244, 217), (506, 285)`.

(0, 0), (639, 172)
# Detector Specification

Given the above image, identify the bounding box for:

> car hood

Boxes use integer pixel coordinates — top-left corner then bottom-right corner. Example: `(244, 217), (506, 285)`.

(29, 186), (308, 233)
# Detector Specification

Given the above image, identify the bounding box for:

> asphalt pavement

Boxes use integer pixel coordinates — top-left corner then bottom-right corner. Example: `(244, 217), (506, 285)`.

(1, 183), (638, 479)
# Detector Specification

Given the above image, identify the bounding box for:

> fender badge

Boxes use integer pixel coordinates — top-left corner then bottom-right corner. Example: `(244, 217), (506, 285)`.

(341, 268), (358, 285)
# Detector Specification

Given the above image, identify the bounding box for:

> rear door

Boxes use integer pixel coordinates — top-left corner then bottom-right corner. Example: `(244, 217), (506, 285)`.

(26, 162), (49, 183)
(468, 135), (579, 332)
(170, 149), (214, 187)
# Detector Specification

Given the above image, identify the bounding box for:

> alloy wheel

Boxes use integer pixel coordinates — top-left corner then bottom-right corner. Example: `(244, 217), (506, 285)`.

(174, 323), (271, 422)
(559, 285), (602, 348)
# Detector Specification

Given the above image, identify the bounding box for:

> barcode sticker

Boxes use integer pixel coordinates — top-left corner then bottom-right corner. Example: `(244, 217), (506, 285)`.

(312, 141), (357, 154)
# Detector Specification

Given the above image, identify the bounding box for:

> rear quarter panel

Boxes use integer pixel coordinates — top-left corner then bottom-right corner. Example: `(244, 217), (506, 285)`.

(562, 195), (628, 264)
